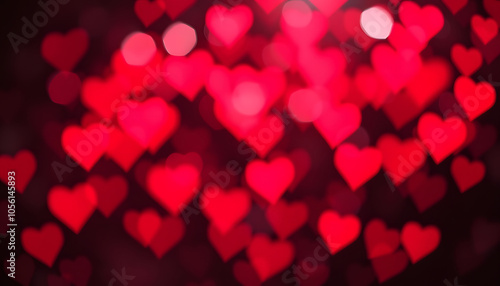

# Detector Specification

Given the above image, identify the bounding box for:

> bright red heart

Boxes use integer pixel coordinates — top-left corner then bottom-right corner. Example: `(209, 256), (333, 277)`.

(401, 222), (440, 263)
(371, 44), (422, 93)
(162, 49), (214, 101)
(451, 155), (485, 193)
(134, 0), (163, 27)
(206, 5), (253, 48)
(398, 2), (444, 41)
(87, 175), (128, 218)
(21, 222), (64, 267)
(150, 216), (185, 258)
(146, 161), (200, 215)
(208, 223), (252, 262)
(48, 183), (97, 233)
(334, 144), (382, 191)
(364, 219), (399, 259)
(318, 210), (361, 255)
(0, 150), (36, 194)
(123, 208), (162, 247)
(245, 157), (295, 204)
(41, 28), (89, 71)
(451, 44), (482, 76)
(417, 113), (467, 164)
(454, 76), (496, 121)
(471, 15), (498, 45)
(246, 234), (294, 281)
(266, 200), (308, 239)
(61, 123), (110, 171)
(118, 97), (180, 153)
(202, 188), (251, 234)
(314, 103), (361, 149)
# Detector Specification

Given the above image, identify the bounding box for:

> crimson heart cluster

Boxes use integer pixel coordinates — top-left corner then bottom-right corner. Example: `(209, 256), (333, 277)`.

(1, 0), (500, 285)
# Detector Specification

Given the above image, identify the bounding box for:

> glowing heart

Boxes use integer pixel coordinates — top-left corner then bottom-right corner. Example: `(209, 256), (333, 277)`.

(454, 76), (496, 121)
(471, 15), (498, 45)
(21, 223), (64, 267)
(47, 183), (97, 233)
(314, 103), (361, 149)
(245, 157), (294, 204)
(451, 44), (482, 76)
(401, 222), (440, 263)
(162, 49), (214, 101)
(61, 123), (110, 171)
(334, 143), (382, 191)
(417, 112), (467, 164)
(118, 97), (180, 153)
(318, 210), (361, 255)
(146, 161), (201, 215)
(202, 188), (251, 234)
(206, 5), (253, 48)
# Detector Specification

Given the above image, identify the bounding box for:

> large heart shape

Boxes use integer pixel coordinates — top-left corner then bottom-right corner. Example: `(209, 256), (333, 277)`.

(334, 143), (382, 191)
(245, 157), (294, 204)
(454, 76), (496, 121)
(417, 112), (467, 164)
(48, 184), (97, 233)
(401, 222), (440, 263)
(202, 188), (251, 234)
(206, 5), (253, 48)
(318, 210), (361, 255)
(146, 162), (200, 215)
(118, 97), (179, 153)
(41, 28), (88, 71)
(61, 123), (110, 171)
(21, 223), (64, 267)
(314, 103), (361, 149)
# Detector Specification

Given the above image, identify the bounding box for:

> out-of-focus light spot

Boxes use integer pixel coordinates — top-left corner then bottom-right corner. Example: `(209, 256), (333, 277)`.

(360, 6), (393, 40)
(48, 71), (81, 105)
(288, 89), (323, 122)
(232, 82), (266, 116)
(282, 0), (312, 28)
(121, 32), (156, 66)
(163, 22), (197, 56)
